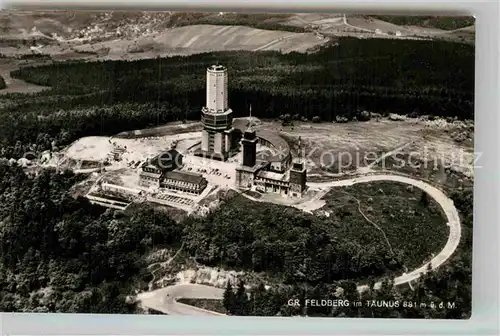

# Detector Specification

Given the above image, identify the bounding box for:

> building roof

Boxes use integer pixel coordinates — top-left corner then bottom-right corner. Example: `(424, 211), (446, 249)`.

(236, 165), (260, 173)
(143, 162), (159, 169)
(256, 149), (274, 161)
(256, 170), (289, 182)
(255, 160), (270, 170)
(232, 118), (248, 131)
(140, 171), (162, 179)
(243, 129), (257, 140)
(164, 170), (206, 185)
(236, 160), (269, 173)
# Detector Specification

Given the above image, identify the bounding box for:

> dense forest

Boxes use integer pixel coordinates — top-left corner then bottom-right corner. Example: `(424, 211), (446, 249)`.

(10, 38), (474, 120)
(181, 183), (448, 284)
(0, 162), (472, 317)
(183, 197), (403, 283)
(222, 188), (473, 318)
(171, 13), (475, 33)
(0, 38), (474, 159)
(369, 16), (475, 31)
(168, 12), (307, 33)
(0, 163), (182, 312)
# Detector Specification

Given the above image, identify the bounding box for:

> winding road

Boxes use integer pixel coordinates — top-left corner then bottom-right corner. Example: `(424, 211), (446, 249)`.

(308, 174), (461, 290)
(138, 172), (462, 315)
(137, 284), (225, 316)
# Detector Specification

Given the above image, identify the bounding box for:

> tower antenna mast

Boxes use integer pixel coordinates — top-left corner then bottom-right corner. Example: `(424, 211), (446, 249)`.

(298, 136), (303, 162)
(247, 104), (253, 131)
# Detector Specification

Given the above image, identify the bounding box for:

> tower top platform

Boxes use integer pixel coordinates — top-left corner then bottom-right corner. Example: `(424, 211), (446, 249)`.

(201, 106), (233, 116)
(208, 65), (227, 72)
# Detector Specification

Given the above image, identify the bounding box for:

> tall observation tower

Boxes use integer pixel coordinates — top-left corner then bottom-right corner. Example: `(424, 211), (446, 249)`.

(200, 65), (235, 161)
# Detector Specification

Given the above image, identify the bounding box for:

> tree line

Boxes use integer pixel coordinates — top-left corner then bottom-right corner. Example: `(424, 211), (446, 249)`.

(10, 38), (474, 122)
(0, 38), (474, 159)
(0, 163), (181, 312)
(368, 16), (474, 31)
(0, 102), (184, 159)
(169, 12), (307, 33)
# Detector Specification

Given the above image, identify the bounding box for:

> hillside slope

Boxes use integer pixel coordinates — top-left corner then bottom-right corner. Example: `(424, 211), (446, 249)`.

(0, 11), (474, 45)
(0, 11), (474, 63)
(72, 24), (326, 60)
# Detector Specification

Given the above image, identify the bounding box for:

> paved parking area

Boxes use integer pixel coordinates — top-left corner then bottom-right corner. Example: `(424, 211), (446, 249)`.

(180, 157), (236, 188)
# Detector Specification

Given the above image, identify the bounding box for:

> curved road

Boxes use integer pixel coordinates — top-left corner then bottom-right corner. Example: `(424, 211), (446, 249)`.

(138, 173), (462, 315)
(308, 174), (461, 290)
(137, 284), (225, 316)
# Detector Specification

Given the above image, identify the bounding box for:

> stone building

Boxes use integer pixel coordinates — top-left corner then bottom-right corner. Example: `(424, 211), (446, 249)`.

(139, 163), (162, 188)
(235, 116), (307, 198)
(139, 148), (208, 195)
(160, 171), (208, 195)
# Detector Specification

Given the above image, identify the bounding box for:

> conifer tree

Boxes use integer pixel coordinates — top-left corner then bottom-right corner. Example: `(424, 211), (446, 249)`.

(232, 280), (250, 316)
(222, 281), (235, 314)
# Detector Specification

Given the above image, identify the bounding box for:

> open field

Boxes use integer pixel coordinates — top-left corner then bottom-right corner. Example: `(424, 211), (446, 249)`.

(0, 11), (473, 42)
(325, 16), (474, 42)
(0, 18), (329, 62)
(73, 25), (327, 60)
(0, 11), (474, 65)
(367, 15), (475, 31)
(115, 121), (202, 139)
(53, 115), (473, 192)
(63, 131), (200, 163)
(0, 58), (49, 94)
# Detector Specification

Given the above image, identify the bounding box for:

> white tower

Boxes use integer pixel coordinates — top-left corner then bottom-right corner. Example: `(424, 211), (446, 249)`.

(200, 65), (234, 160)
(206, 65), (228, 112)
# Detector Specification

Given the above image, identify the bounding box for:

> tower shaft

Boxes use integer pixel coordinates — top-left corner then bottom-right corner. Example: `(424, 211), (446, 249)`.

(200, 65), (234, 160)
